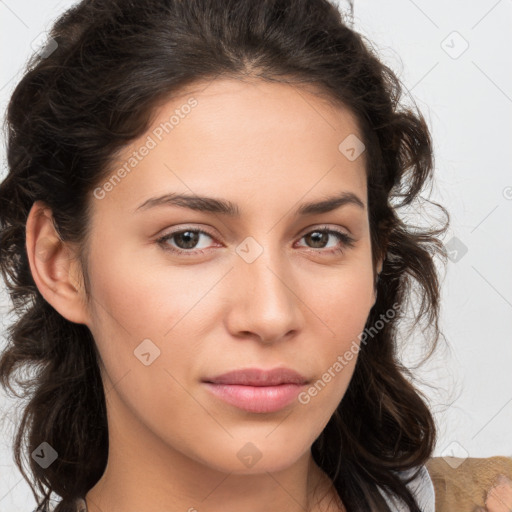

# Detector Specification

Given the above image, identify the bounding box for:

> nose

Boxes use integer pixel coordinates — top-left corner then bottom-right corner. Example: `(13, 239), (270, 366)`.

(225, 242), (305, 345)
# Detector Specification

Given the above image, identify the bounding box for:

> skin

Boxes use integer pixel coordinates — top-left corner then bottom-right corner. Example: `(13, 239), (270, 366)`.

(26, 78), (383, 512)
(484, 475), (512, 511)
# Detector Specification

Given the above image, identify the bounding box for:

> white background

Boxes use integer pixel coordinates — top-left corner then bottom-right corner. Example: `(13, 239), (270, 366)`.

(1, 1), (511, 510)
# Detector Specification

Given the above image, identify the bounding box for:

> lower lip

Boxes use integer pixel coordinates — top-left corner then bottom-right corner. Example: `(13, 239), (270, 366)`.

(203, 382), (305, 413)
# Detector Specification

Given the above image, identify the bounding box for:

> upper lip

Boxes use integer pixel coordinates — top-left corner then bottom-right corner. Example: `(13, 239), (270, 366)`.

(203, 367), (308, 386)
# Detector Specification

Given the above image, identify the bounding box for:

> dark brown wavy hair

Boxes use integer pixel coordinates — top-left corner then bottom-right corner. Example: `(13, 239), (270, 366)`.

(0, 0), (449, 510)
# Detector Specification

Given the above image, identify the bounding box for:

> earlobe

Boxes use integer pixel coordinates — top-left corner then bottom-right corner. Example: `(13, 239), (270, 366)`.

(376, 256), (384, 276)
(25, 200), (90, 326)
(372, 258), (384, 307)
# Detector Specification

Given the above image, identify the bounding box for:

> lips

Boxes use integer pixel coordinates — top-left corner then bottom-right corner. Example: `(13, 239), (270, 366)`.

(203, 367), (308, 386)
(202, 367), (309, 413)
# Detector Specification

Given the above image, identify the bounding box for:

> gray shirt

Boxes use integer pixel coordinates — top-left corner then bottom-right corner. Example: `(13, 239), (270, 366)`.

(380, 465), (436, 511)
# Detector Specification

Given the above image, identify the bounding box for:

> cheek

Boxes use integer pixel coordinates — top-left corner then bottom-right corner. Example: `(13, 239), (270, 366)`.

(304, 262), (375, 335)
(294, 336), (360, 448)
(85, 256), (204, 433)
(300, 265), (374, 403)
(87, 245), (198, 342)
(85, 244), (217, 405)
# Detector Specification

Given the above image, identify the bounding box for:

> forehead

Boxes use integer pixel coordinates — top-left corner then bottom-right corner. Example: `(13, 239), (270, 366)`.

(93, 77), (368, 216)
(159, 77), (364, 147)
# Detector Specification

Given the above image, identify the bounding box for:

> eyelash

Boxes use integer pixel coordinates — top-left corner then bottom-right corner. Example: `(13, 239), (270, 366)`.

(156, 225), (356, 257)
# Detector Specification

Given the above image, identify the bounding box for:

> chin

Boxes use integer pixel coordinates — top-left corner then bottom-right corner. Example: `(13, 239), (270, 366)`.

(191, 431), (314, 475)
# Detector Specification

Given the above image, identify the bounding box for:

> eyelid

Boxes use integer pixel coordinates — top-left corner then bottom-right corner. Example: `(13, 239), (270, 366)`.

(155, 225), (219, 250)
(155, 223), (356, 256)
(296, 223), (350, 238)
(294, 225), (356, 251)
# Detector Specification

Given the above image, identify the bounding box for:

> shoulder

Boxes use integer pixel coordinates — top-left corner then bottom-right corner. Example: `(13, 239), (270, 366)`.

(425, 455), (512, 511)
(404, 464), (436, 511)
(378, 464), (436, 511)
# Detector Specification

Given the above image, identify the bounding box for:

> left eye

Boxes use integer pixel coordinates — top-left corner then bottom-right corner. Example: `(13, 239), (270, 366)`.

(296, 229), (354, 252)
(156, 227), (355, 256)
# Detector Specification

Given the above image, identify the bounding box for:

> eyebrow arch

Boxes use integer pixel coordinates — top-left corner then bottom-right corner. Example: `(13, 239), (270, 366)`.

(134, 191), (365, 216)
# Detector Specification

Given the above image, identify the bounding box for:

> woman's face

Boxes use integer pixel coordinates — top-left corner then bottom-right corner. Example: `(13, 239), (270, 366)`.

(82, 78), (378, 474)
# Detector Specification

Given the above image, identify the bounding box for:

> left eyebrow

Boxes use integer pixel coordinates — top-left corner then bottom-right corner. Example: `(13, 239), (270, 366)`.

(297, 192), (365, 215)
(133, 191), (365, 216)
